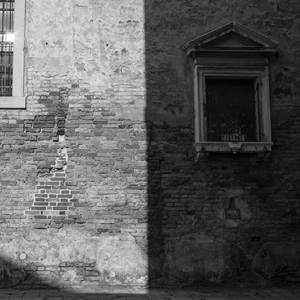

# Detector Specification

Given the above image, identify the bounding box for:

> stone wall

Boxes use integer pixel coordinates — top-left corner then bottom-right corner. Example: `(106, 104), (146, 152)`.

(0, 0), (299, 290)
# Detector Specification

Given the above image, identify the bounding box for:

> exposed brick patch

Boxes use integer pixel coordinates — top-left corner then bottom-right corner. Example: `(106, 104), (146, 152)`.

(26, 146), (80, 223)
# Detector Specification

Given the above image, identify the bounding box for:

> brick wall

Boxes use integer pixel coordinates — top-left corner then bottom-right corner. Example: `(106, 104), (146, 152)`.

(0, 0), (299, 289)
(0, 0), (147, 288)
(145, 0), (300, 287)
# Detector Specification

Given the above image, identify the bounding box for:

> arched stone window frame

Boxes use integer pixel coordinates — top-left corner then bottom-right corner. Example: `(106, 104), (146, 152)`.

(0, 0), (26, 109)
(184, 23), (278, 154)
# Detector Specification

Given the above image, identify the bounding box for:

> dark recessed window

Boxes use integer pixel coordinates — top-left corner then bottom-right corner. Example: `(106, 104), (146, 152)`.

(0, 0), (25, 109)
(0, 0), (14, 96)
(206, 78), (257, 143)
(184, 23), (278, 153)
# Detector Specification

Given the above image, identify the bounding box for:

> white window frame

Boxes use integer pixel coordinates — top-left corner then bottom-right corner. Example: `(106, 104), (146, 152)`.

(0, 0), (26, 109)
(194, 65), (272, 153)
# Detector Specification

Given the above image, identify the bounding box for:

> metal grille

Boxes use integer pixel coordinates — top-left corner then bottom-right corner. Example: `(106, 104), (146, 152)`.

(0, 0), (14, 96)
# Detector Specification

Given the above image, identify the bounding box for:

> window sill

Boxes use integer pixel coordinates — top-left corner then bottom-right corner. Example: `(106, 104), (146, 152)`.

(0, 96), (26, 109)
(195, 142), (272, 153)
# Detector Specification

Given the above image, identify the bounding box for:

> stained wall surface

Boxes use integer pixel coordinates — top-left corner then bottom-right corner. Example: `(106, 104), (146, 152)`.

(0, 0), (299, 289)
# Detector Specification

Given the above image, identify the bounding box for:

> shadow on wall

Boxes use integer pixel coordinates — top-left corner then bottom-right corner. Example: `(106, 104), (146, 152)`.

(0, 256), (58, 290)
(144, 0), (300, 288)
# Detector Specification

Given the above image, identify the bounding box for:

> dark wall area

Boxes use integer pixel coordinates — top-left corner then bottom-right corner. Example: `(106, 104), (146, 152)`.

(145, 0), (300, 287)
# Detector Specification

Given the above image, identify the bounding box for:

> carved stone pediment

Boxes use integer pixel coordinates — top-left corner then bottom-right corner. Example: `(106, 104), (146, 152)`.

(184, 22), (278, 56)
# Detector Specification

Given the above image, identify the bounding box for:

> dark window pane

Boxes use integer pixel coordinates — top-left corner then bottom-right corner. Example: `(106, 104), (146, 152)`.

(0, 0), (14, 96)
(206, 78), (257, 142)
